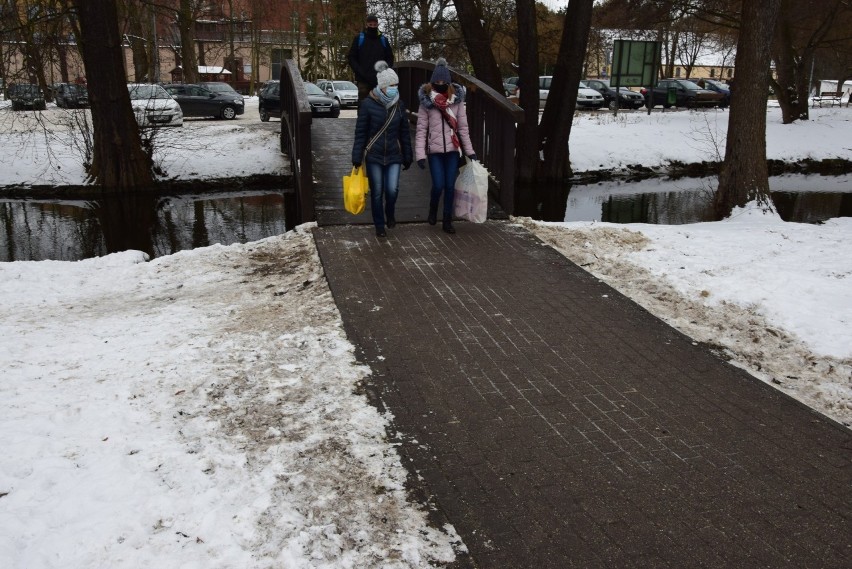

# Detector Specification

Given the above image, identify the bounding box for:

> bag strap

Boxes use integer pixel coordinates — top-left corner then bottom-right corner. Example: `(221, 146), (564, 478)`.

(364, 103), (397, 158)
(358, 32), (388, 49)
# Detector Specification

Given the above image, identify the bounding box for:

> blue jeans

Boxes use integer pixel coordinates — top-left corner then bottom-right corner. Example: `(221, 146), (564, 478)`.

(427, 152), (460, 219)
(366, 161), (401, 229)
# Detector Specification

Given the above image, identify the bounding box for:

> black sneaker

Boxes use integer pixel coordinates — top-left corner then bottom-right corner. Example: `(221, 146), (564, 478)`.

(376, 228), (387, 237)
(386, 216), (396, 228)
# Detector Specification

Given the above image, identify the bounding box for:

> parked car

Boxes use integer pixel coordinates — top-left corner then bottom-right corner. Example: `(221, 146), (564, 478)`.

(127, 83), (183, 127)
(199, 81), (246, 110)
(162, 83), (244, 119)
(503, 76), (519, 96)
(53, 83), (89, 108)
(582, 78), (646, 110)
(530, 76), (604, 109)
(258, 80), (280, 121)
(316, 79), (358, 108)
(8, 83), (46, 111)
(694, 78), (731, 108)
(258, 80), (340, 122)
(644, 79), (724, 109)
(199, 81), (243, 98)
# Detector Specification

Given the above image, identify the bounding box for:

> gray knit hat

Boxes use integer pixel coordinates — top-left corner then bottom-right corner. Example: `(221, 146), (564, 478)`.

(374, 60), (399, 89)
(430, 58), (452, 84)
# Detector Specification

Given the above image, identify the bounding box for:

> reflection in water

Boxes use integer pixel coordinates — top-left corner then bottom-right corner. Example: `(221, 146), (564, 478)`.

(1, 191), (289, 262)
(562, 175), (852, 225)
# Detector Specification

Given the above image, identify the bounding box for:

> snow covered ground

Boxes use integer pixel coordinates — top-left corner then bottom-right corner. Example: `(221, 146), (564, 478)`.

(1, 100), (851, 567)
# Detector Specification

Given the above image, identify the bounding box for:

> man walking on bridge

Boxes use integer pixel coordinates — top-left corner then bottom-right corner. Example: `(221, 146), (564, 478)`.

(348, 14), (394, 103)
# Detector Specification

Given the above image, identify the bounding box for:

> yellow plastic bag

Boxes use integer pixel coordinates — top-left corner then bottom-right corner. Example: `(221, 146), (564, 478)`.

(343, 166), (369, 215)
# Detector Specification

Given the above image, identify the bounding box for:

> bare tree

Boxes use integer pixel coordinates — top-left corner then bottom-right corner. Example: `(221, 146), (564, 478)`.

(70, 0), (155, 190)
(713, 0), (781, 219)
(538, 0), (594, 182)
(119, 0), (152, 82)
(515, 0), (540, 183)
(453, 0), (502, 90)
(770, 0), (852, 124)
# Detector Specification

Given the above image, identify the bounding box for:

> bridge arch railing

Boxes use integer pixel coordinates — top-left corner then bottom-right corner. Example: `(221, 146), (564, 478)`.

(395, 60), (524, 215)
(279, 59), (315, 224)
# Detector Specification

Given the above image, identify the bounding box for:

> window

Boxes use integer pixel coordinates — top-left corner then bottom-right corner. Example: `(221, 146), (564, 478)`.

(726, 68), (733, 78)
(675, 67), (681, 77)
(271, 48), (294, 82)
(709, 68), (716, 78)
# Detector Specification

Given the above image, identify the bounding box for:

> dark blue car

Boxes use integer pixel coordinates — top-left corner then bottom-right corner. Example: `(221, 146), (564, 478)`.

(695, 78), (731, 108)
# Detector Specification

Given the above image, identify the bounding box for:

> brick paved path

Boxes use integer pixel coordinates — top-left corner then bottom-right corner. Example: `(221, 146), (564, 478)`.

(313, 221), (852, 569)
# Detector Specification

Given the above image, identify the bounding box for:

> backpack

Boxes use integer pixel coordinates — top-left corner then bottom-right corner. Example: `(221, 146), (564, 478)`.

(358, 31), (389, 49)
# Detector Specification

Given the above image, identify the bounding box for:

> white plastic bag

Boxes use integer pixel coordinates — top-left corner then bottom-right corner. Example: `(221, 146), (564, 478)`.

(453, 159), (489, 223)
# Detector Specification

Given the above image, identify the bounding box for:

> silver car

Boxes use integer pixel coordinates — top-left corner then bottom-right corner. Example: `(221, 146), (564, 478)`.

(316, 79), (359, 108)
(127, 83), (183, 127)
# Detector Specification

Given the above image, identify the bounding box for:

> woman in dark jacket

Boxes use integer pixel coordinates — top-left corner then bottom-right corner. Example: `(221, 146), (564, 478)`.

(352, 61), (413, 237)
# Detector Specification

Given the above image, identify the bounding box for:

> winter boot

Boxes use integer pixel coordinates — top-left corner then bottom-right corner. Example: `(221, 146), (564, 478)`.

(427, 199), (439, 226)
(442, 219), (456, 234)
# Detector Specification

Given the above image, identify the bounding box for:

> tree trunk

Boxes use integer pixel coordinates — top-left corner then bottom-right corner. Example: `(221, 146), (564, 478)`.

(771, 14), (810, 124)
(515, 0), (540, 183)
(453, 0), (502, 93)
(714, 0), (781, 220)
(178, 0), (199, 83)
(72, 0), (155, 190)
(121, 0), (151, 82)
(537, 0), (594, 182)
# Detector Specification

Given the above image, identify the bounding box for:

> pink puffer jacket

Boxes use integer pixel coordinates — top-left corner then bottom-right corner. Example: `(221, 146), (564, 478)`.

(414, 83), (475, 161)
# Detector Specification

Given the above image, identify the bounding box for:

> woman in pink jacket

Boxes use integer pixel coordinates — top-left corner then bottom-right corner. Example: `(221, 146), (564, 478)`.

(415, 58), (477, 234)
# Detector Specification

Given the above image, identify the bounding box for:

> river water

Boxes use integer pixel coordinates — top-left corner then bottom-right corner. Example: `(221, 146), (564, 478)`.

(2, 175), (850, 262)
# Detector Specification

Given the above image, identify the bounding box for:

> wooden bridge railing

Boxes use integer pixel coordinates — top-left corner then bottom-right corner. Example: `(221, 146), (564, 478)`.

(280, 59), (524, 224)
(279, 59), (315, 224)
(395, 60), (525, 216)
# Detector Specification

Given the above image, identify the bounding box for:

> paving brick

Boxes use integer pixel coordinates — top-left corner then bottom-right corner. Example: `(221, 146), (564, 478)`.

(313, 222), (852, 568)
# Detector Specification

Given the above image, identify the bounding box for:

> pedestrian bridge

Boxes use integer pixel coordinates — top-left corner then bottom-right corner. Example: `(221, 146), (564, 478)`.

(277, 60), (524, 226)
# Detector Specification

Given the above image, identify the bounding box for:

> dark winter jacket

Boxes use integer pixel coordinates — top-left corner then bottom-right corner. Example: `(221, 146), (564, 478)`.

(352, 94), (413, 167)
(347, 29), (394, 87)
(414, 83), (475, 161)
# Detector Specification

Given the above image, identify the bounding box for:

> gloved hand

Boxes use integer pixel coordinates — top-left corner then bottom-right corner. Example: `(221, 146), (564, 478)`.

(403, 161), (411, 170)
(417, 159), (426, 169)
(467, 154), (478, 162)
(353, 162), (361, 169)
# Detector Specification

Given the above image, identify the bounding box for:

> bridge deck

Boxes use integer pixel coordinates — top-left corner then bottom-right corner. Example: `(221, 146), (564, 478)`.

(311, 117), (507, 227)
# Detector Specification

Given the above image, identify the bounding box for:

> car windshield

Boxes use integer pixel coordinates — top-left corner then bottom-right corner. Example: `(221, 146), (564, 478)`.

(579, 81), (589, 88)
(205, 83), (238, 94)
(305, 83), (325, 96)
(678, 80), (703, 91)
(128, 84), (172, 100)
(66, 84), (87, 95)
(705, 80), (726, 89)
(333, 81), (356, 90)
(14, 84), (40, 96)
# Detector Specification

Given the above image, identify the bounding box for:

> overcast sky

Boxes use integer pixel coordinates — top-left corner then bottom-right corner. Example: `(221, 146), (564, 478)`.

(541, 0), (568, 10)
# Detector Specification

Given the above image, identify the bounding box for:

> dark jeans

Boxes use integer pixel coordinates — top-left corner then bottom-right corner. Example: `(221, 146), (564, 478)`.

(366, 161), (401, 230)
(427, 151), (460, 219)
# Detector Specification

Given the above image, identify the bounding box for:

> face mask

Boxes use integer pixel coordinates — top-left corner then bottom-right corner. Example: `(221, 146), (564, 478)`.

(385, 87), (398, 97)
(433, 83), (449, 94)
